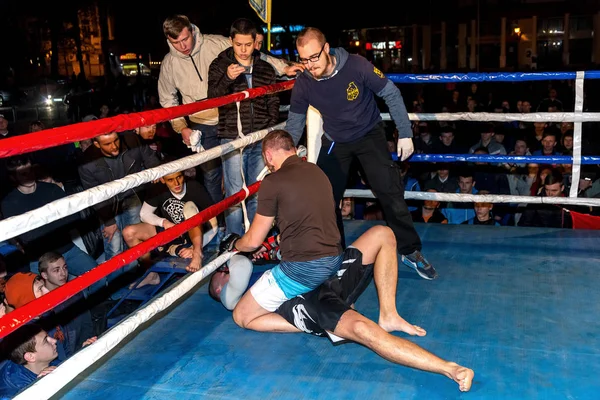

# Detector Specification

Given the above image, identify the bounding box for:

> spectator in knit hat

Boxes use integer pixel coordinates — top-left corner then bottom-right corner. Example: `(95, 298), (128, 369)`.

(4, 272), (49, 311)
(4, 272), (70, 360)
(4, 272), (97, 357)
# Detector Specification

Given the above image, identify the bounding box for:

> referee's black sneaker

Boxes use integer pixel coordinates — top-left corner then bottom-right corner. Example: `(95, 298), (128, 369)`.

(401, 250), (438, 280)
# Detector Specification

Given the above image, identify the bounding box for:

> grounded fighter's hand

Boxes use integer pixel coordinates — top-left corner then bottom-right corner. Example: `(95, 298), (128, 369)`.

(219, 233), (241, 254)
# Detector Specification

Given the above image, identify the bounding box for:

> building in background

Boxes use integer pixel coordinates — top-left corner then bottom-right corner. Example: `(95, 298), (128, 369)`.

(342, 0), (600, 73)
(344, 27), (406, 71)
(263, 24), (305, 59)
(36, 4), (113, 79)
(114, 53), (151, 77)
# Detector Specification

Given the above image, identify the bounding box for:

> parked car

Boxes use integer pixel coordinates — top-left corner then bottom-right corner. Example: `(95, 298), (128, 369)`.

(20, 77), (69, 107)
(0, 87), (26, 107)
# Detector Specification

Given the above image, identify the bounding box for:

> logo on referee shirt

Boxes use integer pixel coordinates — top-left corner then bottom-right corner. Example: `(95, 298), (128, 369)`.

(346, 82), (359, 101)
(374, 66), (385, 78)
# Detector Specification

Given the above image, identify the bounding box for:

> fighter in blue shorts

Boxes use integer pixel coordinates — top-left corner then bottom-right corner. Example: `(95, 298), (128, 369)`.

(220, 129), (344, 332)
(210, 225), (474, 392)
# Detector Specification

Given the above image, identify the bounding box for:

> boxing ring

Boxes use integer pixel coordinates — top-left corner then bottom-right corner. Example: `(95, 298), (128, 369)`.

(0, 70), (599, 399)
(55, 221), (600, 400)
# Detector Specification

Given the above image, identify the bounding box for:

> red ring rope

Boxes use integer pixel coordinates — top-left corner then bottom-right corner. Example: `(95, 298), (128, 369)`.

(0, 181), (260, 339)
(0, 81), (295, 158)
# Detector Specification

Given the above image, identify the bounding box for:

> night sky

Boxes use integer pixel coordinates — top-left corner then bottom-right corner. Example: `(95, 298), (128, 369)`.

(108, 0), (438, 56)
(0, 0), (465, 76)
(0, 0), (579, 61)
(0, 0), (435, 80)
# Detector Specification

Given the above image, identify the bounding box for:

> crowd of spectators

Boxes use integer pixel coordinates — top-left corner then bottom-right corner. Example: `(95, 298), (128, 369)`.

(1, 49), (600, 398)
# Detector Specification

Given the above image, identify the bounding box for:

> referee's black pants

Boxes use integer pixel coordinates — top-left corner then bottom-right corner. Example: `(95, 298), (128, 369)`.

(316, 122), (422, 255)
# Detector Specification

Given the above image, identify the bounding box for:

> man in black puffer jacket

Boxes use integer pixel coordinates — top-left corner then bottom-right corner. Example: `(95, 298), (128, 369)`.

(208, 18), (280, 237)
(78, 130), (160, 281)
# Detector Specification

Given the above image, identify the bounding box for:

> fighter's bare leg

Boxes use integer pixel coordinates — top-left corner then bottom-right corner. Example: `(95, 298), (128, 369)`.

(349, 225), (425, 336)
(185, 226), (203, 273)
(122, 222), (157, 264)
(131, 270), (161, 289)
(122, 223), (160, 289)
(232, 290), (298, 332)
(333, 310), (474, 392)
(244, 312), (301, 333)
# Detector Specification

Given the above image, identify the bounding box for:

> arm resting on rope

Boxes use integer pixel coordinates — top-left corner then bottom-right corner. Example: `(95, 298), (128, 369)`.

(139, 202), (166, 227)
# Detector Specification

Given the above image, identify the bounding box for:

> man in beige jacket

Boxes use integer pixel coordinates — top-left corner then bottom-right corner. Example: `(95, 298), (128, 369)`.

(158, 15), (302, 207)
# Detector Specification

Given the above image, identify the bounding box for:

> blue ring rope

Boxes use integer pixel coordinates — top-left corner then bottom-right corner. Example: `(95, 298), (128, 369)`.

(386, 70), (600, 84)
(382, 70), (600, 164)
(393, 153), (600, 164)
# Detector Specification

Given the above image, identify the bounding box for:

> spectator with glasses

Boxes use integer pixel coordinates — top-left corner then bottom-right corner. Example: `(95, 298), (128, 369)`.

(284, 27), (437, 280)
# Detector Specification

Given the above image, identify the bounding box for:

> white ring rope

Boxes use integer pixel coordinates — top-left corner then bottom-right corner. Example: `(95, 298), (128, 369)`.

(235, 100), (251, 232)
(13, 250), (237, 400)
(242, 186), (251, 199)
(4, 109), (597, 243)
(0, 122), (285, 243)
(9, 71), (600, 399)
(381, 112), (594, 123)
(345, 189), (600, 208)
(569, 71), (585, 197)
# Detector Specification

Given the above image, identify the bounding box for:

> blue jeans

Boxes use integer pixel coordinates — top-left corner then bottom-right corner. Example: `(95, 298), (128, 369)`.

(30, 244), (104, 296)
(189, 122), (223, 206)
(220, 139), (265, 236)
(102, 195), (142, 284)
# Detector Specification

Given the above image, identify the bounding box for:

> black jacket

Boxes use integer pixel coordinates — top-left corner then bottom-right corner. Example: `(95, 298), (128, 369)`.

(207, 48), (279, 139)
(77, 131), (160, 226)
(517, 191), (582, 229)
(518, 203), (572, 228)
(64, 181), (104, 260)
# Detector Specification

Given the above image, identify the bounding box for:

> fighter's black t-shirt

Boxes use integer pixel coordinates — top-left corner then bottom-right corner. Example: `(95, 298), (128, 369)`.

(146, 180), (213, 224)
(145, 180), (214, 256)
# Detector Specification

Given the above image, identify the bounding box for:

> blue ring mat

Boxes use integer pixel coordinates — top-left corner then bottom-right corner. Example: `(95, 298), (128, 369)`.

(53, 220), (600, 399)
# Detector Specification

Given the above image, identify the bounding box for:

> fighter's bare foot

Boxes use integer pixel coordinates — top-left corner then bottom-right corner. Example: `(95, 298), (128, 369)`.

(130, 271), (160, 289)
(447, 363), (474, 392)
(186, 258), (202, 273)
(378, 315), (427, 336)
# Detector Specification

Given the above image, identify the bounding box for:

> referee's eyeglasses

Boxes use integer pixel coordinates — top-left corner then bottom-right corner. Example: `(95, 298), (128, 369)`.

(298, 43), (326, 64)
